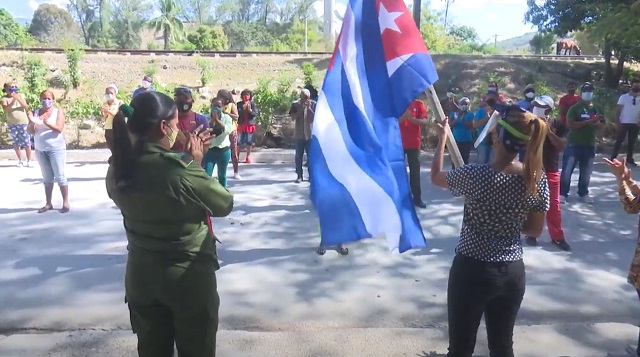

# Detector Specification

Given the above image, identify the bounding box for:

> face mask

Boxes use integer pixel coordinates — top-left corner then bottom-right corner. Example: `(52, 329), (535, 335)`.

(525, 92), (535, 99)
(632, 87), (640, 94)
(211, 106), (222, 118)
(581, 92), (593, 101)
(8, 87), (18, 94)
(460, 105), (469, 111)
(166, 125), (178, 147)
(177, 101), (193, 113)
(141, 80), (151, 89)
(105, 93), (115, 101)
(41, 99), (53, 108)
(532, 107), (547, 118)
(488, 87), (497, 93)
(242, 95), (250, 101)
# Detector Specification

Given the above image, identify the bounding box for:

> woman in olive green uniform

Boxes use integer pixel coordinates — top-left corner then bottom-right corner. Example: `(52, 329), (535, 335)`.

(106, 91), (233, 357)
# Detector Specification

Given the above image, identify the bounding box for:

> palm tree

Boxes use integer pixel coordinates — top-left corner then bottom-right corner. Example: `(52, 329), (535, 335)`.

(147, 0), (185, 50)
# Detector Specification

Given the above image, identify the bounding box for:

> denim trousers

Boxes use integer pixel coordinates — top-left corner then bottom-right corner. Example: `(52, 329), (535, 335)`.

(203, 147), (231, 188)
(36, 149), (67, 185)
(560, 145), (595, 197)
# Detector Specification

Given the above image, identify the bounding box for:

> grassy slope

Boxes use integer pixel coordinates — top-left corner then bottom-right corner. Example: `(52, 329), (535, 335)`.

(0, 52), (606, 148)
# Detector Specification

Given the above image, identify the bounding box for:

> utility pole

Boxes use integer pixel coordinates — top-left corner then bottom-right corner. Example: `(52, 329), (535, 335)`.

(304, 17), (308, 53)
(493, 34), (499, 47)
(412, 0), (421, 28)
(443, 0), (455, 29)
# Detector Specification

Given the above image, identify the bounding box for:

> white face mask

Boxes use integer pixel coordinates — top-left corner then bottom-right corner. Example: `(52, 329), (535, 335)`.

(460, 104), (469, 111)
(582, 92), (593, 101)
(105, 93), (115, 101)
(532, 107), (547, 118)
(446, 92), (454, 98)
(525, 92), (535, 99)
(141, 80), (151, 89)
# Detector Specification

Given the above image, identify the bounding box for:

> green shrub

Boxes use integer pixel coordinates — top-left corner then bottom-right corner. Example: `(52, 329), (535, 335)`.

(301, 62), (318, 87)
(253, 76), (297, 129)
(195, 58), (214, 86)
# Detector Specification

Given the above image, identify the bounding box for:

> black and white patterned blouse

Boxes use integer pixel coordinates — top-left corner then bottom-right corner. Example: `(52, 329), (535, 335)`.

(446, 164), (550, 262)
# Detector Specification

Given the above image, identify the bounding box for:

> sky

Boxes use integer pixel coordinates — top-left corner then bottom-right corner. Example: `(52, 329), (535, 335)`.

(3, 0), (536, 44)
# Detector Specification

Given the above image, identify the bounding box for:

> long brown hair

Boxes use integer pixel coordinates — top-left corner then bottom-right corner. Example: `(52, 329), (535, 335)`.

(520, 116), (547, 195)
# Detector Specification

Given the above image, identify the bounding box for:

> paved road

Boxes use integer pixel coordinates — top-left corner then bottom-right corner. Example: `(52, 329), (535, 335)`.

(1, 151), (639, 356)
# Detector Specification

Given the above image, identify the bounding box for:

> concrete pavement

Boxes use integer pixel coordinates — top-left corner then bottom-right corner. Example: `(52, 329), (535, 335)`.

(1, 150), (639, 356)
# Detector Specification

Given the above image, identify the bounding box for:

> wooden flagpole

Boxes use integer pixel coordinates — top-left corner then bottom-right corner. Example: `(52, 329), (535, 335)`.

(424, 85), (464, 168)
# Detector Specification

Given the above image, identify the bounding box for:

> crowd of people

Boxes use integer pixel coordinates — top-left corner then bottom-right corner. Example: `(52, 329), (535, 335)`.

(5, 74), (640, 356)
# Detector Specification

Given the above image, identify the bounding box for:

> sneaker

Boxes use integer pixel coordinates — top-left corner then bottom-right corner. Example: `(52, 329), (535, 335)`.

(295, 176), (302, 183)
(25, 161), (31, 167)
(245, 157), (251, 164)
(233, 173), (241, 180)
(552, 239), (572, 251)
(525, 237), (538, 246)
(16, 160), (24, 167)
(560, 195), (568, 204)
(579, 195), (594, 204)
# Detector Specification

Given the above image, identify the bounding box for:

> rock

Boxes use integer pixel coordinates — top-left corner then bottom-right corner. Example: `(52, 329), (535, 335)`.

(78, 120), (97, 130)
(162, 65), (168, 69)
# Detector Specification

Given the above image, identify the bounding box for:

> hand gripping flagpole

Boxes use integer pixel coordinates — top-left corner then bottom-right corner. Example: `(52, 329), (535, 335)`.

(424, 85), (464, 168)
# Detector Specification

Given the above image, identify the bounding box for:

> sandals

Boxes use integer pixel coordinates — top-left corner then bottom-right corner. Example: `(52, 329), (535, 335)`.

(60, 206), (70, 214)
(316, 246), (326, 255)
(316, 245), (349, 256)
(37, 205), (53, 213)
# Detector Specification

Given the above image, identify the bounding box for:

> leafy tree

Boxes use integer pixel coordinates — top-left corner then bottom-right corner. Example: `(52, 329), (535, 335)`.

(0, 9), (34, 47)
(525, 0), (635, 87)
(223, 22), (277, 50)
(529, 31), (556, 54)
(187, 26), (229, 50)
(112, 0), (152, 49)
(419, 6), (452, 53)
(280, 19), (321, 51)
(182, 0), (215, 24)
(447, 25), (479, 44)
(147, 0), (186, 50)
(29, 4), (81, 46)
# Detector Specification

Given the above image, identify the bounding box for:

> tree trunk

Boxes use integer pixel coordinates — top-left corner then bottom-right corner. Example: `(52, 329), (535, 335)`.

(163, 28), (170, 50)
(603, 40), (626, 88)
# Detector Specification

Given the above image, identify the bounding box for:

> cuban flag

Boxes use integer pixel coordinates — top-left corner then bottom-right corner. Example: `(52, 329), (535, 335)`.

(309, 0), (439, 253)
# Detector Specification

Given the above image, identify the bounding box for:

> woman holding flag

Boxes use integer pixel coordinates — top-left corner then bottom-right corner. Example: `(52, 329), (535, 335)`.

(430, 105), (549, 356)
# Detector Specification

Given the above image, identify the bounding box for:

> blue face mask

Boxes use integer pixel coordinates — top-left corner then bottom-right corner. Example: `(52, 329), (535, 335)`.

(460, 105), (469, 111)
(41, 99), (54, 108)
(582, 92), (593, 101)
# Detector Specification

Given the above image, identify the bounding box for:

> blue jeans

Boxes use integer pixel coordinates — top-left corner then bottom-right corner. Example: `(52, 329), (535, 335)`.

(477, 145), (492, 164)
(36, 149), (67, 185)
(560, 145), (595, 197)
(203, 147), (231, 188)
(295, 139), (311, 177)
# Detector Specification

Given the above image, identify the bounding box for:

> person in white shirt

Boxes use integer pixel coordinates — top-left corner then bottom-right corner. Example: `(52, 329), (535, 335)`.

(611, 79), (640, 166)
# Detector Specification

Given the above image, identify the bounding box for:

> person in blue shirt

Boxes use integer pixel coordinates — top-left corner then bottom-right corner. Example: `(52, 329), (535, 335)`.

(474, 91), (500, 164)
(517, 84), (536, 112)
(132, 75), (155, 99)
(449, 97), (474, 167)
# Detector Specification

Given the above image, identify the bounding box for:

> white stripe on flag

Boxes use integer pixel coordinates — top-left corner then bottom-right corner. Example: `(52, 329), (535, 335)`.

(313, 92), (403, 250)
(339, 4), (373, 130)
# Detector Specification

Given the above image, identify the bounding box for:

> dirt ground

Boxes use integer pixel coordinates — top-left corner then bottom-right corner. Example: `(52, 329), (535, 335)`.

(0, 52), (607, 148)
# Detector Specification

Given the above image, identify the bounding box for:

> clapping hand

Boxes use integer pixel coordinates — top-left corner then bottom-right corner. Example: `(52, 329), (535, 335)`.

(604, 157), (631, 181)
(434, 118), (450, 139)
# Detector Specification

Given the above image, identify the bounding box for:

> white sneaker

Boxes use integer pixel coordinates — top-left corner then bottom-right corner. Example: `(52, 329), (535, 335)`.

(560, 195), (567, 204)
(579, 195), (594, 204)
(233, 173), (241, 180)
(24, 161), (31, 167)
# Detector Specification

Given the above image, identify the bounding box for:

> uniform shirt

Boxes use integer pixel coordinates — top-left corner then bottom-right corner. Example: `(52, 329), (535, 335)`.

(566, 101), (602, 146)
(617, 93), (640, 124)
(542, 118), (568, 173)
(558, 93), (580, 123)
(399, 100), (427, 150)
(446, 164), (549, 262)
(106, 143), (234, 267)
(449, 110), (474, 143)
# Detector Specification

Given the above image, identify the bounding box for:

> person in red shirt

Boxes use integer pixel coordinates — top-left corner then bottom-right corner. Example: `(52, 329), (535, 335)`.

(399, 99), (429, 208)
(558, 81), (580, 124)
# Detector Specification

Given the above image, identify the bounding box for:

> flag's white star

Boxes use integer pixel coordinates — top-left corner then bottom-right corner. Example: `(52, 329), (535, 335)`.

(379, 3), (403, 34)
